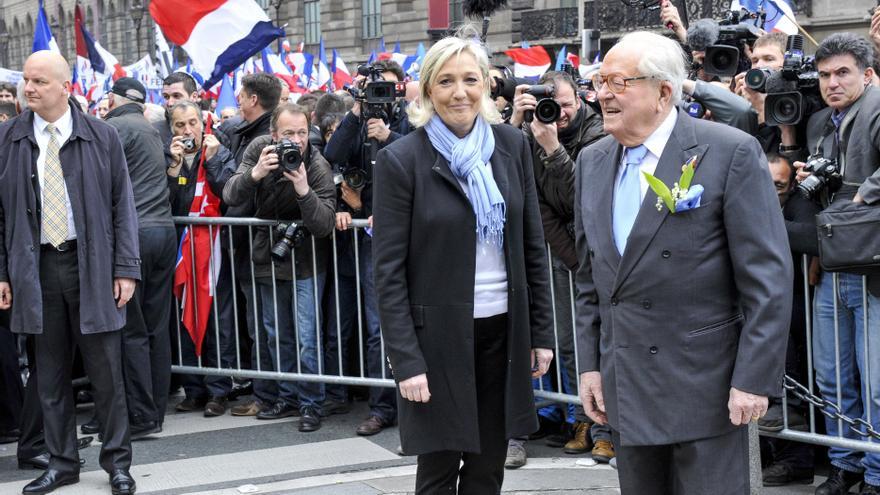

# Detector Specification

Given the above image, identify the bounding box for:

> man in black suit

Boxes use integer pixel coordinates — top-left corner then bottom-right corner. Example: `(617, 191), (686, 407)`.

(574, 31), (792, 493)
(0, 50), (140, 495)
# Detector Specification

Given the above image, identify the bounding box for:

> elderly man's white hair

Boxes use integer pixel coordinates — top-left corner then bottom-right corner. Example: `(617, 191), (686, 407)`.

(615, 31), (687, 104)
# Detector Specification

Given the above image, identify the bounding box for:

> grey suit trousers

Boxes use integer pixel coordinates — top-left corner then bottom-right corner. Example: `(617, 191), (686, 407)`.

(612, 427), (749, 495)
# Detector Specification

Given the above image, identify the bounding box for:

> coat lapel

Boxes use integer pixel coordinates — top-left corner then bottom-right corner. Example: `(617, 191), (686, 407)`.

(489, 127), (512, 207)
(613, 113), (707, 293)
(594, 144), (624, 268)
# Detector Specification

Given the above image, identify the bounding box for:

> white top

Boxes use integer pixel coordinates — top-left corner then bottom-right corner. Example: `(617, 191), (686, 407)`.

(614, 108), (678, 202)
(456, 162), (508, 318)
(33, 109), (77, 244)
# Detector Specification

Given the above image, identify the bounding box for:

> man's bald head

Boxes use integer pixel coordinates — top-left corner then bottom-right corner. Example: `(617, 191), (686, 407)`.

(23, 50), (72, 121)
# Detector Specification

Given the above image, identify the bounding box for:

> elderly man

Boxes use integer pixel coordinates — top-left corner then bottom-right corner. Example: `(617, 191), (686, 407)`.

(0, 51), (139, 494)
(574, 32), (792, 492)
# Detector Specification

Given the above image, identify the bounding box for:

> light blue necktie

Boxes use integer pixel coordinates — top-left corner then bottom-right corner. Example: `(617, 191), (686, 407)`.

(613, 145), (648, 254)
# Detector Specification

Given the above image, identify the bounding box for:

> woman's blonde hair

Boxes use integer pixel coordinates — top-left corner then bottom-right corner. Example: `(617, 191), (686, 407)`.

(407, 30), (502, 128)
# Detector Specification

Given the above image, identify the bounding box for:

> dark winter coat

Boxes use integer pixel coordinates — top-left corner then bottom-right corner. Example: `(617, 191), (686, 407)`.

(0, 102), (141, 334)
(372, 123), (554, 455)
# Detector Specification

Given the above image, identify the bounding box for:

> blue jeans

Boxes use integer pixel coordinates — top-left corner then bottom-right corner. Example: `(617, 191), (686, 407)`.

(813, 271), (880, 484)
(257, 273), (326, 411)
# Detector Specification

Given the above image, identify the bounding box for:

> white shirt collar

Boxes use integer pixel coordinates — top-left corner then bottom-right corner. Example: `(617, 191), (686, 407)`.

(640, 107), (678, 160)
(33, 107), (73, 138)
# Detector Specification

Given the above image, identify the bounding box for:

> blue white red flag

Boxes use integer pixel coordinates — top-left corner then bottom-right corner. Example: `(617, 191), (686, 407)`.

(33, 0), (60, 54)
(504, 45), (552, 79)
(149, 0), (285, 89)
(332, 49), (353, 89)
(731, 0), (798, 35)
(173, 114), (222, 356)
(314, 38), (331, 91)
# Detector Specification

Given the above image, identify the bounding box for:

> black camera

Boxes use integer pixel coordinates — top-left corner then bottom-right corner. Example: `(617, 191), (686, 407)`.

(797, 155), (843, 200)
(347, 65), (406, 107)
(181, 137), (196, 152)
(333, 167), (369, 191)
(270, 223), (307, 261)
(523, 85), (561, 124)
(275, 139), (303, 173)
(745, 35), (823, 126)
(703, 9), (763, 77)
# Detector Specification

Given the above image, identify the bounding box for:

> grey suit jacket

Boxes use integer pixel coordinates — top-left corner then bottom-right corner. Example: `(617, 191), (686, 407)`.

(574, 111), (793, 446)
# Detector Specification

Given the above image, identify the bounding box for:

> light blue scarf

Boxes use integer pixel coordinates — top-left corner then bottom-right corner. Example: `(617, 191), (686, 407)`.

(425, 114), (505, 246)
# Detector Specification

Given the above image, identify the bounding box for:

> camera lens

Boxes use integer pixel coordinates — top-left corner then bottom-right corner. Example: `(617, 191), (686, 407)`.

(771, 95), (799, 124)
(745, 68), (771, 92)
(535, 99), (561, 124)
(797, 175), (823, 199)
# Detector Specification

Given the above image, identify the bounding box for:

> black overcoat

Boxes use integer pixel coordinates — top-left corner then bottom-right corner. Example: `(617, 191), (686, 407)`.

(372, 123), (554, 455)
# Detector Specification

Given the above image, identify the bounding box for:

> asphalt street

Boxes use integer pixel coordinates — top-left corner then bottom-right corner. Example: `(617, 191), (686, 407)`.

(0, 392), (838, 494)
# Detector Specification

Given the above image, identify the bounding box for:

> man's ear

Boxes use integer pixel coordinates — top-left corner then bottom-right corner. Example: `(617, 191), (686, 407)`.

(658, 81), (674, 110)
(865, 66), (876, 86)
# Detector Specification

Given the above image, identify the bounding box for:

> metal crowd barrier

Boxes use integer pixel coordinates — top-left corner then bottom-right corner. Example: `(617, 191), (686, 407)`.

(171, 217), (879, 454)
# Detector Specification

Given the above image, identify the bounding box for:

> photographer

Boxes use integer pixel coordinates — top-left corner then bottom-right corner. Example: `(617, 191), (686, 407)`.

(166, 101), (239, 417)
(508, 71), (608, 465)
(322, 60), (412, 438)
(223, 103), (336, 433)
(793, 33), (880, 495)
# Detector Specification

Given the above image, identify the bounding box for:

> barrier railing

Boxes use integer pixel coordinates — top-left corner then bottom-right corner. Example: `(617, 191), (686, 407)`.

(171, 217), (879, 454)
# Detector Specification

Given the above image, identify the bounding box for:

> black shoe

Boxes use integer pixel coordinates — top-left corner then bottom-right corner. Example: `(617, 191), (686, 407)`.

(75, 389), (93, 404)
(18, 454), (86, 470)
(22, 469), (80, 494)
(762, 462), (813, 487)
(299, 406), (321, 432)
(80, 417), (100, 435)
(0, 428), (20, 443)
(228, 379), (253, 401)
(528, 415), (562, 441)
(815, 465), (863, 495)
(863, 483), (880, 494)
(109, 469), (136, 495)
(175, 396), (208, 412)
(130, 421), (162, 441)
(204, 396), (228, 417)
(257, 401), (300, 420)
(77, 436), (94, 450)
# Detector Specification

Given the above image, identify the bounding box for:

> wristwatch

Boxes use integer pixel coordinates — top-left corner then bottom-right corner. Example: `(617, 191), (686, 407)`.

(778, 144), (801, 153)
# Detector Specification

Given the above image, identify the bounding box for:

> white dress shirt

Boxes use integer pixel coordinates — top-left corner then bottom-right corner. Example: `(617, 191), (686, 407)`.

(33, 108), (77, 244)
(614, 108), (678, 202)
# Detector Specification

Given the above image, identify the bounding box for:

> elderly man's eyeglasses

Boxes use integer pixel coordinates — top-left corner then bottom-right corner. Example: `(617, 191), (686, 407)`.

(591, 73), (660, 94)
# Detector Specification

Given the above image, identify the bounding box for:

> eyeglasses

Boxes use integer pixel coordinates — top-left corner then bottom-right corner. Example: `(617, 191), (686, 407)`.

(591, 73), (660, 94)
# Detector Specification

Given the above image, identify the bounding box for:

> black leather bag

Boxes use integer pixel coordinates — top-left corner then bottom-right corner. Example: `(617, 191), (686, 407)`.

(816, 200), (880, 275)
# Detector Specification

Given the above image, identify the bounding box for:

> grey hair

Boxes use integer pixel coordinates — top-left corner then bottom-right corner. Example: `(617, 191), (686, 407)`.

(16, 79), (28, 111)
(816, 33), (875, 71)
(408, 26), (501, 128)
(616, 31), (687, 104)
(168, 100), (203, 131)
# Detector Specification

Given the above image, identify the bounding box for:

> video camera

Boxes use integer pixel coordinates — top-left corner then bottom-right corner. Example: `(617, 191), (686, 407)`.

(703, 9), (764, 77)
(346, 64), (406, 120)
(744, 34), (824, 126)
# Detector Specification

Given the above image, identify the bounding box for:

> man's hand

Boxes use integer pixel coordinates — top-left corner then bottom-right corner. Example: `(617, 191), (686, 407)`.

(0, 282), (11, 310)
(336, 212), (353, 231)
(579, 371), (607, 425)
(399, 373), (430, 402)
(854, 193), (865, 204)
(531, 119), (561, 156)
(366, 118), (391, 143)
(728, 387), (768, 426)
(203, 134), (221, 161)
(660, 0), (688, 43)
(510, 84), (537, 128)
(283, 161), (310, 197)
(793, 160), (811, 183)
(113, 277), (136, 308)
(340, 181), (363, 210)
(251, 145), (279, 182)
(530, 348), (553, 378)
(169, 136), (186, 170)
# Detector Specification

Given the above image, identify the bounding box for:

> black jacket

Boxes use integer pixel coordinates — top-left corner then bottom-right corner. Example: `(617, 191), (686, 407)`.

(105, 103), (174, 229)
(323, 102), (412, 217)
(167, 145), (237, 219)
(524, 104), (604, 270)
(223, 135), (336, 280)
(373, 124), (553, 455)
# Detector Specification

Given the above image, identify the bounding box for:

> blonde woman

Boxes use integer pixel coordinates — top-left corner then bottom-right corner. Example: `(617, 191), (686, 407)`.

(372, 33), (555, 494)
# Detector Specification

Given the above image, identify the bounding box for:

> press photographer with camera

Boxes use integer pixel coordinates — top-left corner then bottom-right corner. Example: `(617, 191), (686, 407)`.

(322, 60), (412, 438)
(791, 33), (880, 495)
(223, 103), (336, 433)
(507, 71), (607, 465)
(166, 101), (240, 417)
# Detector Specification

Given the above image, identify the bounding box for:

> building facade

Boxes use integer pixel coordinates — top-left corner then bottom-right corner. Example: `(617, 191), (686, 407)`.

(0, 0), (874, 74)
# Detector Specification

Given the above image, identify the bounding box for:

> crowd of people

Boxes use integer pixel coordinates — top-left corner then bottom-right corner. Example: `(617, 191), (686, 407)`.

(0, 0), (878, 493)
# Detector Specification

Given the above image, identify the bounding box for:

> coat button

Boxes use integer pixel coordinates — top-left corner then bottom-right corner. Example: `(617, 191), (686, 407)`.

(662, 250), (671, 258)
(26, 208), (32, 215)
(30, 246), (34, 252)
(611, 297), (619, 306)
(649, 346), (658, 354)
(642, 299), (652, 309)
(589, 249), (595, 258)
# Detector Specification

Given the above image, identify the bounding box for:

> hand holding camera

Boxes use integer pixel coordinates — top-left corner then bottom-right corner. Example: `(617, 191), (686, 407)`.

(794, 155), (843, 200)
(366, 118), (391, 143)
(169, 135), (196, 170)
(251, 145), (280, 182)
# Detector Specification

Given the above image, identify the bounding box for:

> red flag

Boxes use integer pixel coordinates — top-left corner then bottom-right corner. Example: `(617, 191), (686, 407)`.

(173, 114), (222, 356)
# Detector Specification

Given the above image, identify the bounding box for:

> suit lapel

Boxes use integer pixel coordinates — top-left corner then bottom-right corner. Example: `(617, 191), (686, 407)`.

(594, 144), (624, 268)
(489, 127), (512, 207)
(613, 113), (707, 292)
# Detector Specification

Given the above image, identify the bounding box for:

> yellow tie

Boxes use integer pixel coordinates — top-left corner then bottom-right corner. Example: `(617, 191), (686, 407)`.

(42, 123), (68, 247)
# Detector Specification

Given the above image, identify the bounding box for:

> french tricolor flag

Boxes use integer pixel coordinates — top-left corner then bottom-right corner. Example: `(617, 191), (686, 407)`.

(332, 50), (353, 89)
(504, 45), (552, 79)
(731, 0), (798, 35)
(149, 0), (285, 89)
